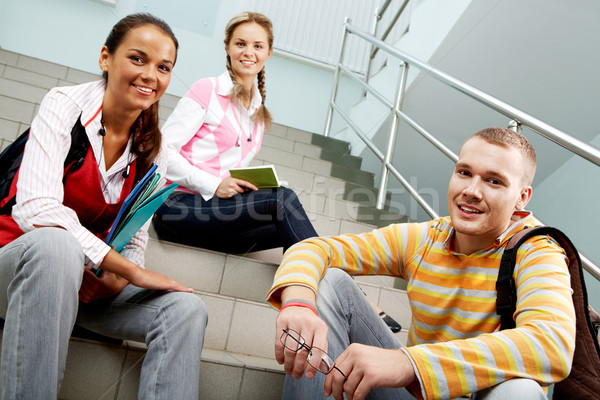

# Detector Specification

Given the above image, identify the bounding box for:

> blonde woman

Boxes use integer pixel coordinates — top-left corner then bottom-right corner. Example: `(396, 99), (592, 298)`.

(154, 12), (318, 254)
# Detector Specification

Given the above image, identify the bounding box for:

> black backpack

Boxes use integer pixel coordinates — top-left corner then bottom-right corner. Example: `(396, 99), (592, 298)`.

(0, 116), (88, 215)
(497, 226), (600, 399)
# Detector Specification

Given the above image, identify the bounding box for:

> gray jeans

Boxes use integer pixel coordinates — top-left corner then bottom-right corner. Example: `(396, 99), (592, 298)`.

(283, 268), (547, 400)
(0, 228), (207, 399)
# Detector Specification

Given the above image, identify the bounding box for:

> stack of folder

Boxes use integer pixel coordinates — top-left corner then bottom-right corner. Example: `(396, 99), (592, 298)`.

(95, 165), (177, 275)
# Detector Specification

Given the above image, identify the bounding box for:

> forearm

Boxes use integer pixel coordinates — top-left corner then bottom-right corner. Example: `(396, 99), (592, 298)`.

(268, 226), (403, 308)
(281, 285), (316, 305)
(98, 249), (141, 282)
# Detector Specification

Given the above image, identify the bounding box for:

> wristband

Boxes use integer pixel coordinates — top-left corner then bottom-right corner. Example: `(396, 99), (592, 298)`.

(282, 298), (317, 309)
(281, 299), (318, 316)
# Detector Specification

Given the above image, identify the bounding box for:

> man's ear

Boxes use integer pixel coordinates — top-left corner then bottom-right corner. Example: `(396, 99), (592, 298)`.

(515, 186), (532, 210)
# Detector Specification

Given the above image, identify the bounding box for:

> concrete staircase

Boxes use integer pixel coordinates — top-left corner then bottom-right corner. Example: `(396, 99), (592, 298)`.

(0, 49), (411, 399)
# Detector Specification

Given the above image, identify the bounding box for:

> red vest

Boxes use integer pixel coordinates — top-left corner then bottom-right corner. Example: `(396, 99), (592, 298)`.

(0, 142), (137, 247)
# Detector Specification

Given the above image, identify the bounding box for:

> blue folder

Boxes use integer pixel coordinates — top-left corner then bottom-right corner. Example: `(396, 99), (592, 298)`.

(95, 164), (177, 276)
(108, 183), (178, 252)
(105, 164), (158, 245)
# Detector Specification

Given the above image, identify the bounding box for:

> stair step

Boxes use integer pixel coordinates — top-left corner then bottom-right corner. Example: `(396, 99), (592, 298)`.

(255, 145), (374, 188)
(263, 131), (364, 170)
(320, 147), (363, 169)
(310, 131), (351, 153)
(145, 237), (411, 348)
(0, 323), (284, 400)
(62, 338), (284, 400)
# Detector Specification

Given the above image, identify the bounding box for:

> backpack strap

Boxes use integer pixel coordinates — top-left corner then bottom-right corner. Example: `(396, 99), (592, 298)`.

(496, 226), (556, 329)
(0, 116), (88, 215)
(64, 116), (88, 175)
(0, 129), (30, 200)
(497, 226), (583, 329)
(497, 226), (600, 399)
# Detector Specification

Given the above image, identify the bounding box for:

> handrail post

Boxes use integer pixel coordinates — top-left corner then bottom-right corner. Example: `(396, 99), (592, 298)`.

(324, 18), (351, 138)
(376, 62), (408, 209)
(508, 119), (522, 133)
(364, 7), (382, 90)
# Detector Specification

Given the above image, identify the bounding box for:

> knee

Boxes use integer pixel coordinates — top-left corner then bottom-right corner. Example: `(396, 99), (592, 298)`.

(476, 378), (546, 400)
(165, 292), (208, 329)
(317, 269), (355, 312)
(21, 228), (84, 282)
(322, 268), (353, 289)
(278, 187), (300, 205)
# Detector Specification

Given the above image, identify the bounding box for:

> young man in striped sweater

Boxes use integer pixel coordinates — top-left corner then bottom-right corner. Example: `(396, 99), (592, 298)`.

(267, 127), (575, 400)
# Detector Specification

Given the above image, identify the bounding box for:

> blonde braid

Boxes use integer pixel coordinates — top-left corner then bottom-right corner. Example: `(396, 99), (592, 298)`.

(225, 55), (251, 107)
(256, 68), (272, 130)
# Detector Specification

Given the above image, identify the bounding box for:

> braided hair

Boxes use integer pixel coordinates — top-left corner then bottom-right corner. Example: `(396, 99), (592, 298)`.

(224, 12), (273, 129)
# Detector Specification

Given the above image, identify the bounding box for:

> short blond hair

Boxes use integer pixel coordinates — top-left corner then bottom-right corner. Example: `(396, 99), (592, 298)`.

(470, 127), (537, 185)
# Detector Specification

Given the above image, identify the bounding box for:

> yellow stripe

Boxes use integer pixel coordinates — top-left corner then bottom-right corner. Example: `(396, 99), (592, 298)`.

(410, 286), (496, 306)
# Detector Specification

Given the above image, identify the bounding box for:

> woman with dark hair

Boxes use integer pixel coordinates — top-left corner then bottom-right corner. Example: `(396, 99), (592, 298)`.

(0, 13), (207, 399)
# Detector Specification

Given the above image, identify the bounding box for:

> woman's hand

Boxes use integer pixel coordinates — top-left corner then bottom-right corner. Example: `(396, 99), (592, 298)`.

(127, 267), (193, 293)
(215, 177), (258, 198)
(99, 249), (193, 293)
(79, 267), (129, 303)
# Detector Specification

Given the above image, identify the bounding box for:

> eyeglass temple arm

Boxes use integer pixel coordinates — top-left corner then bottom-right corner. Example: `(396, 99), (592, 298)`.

(332, 365), (348, 382)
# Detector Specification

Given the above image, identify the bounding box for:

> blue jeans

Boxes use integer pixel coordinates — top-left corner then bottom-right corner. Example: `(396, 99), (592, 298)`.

(0, 228), (207, 399)
(153, 187), (317, 253)
(283, 269), (547, 400)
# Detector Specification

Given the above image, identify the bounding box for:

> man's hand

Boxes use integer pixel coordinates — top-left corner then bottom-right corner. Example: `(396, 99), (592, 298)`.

(275, 286), (328, 380)
(324, 344), (416, 400)
(79, 267), (128, 303)
(215, 177), (258, 198)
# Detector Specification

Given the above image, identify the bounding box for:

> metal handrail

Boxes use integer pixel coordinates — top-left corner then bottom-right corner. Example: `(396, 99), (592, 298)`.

(324, 19), (600, 281)
(370, 0), (410, 60)
(344, 22), (600, 166)
(365, 0), (410, 86)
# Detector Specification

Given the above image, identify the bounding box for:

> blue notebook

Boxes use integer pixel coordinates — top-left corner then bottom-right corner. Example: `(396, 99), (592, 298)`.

(96, 165), (177, 276)
(107, 182), (177, 252)
(105, 164), (158, 245)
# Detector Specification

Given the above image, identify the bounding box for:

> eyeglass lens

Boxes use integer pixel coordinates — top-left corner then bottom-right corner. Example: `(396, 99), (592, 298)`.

(281, 329), (334, 373)
(307, 348), (336, 374)
(281, 329), (348, 382)
(281, 329), (306, 351)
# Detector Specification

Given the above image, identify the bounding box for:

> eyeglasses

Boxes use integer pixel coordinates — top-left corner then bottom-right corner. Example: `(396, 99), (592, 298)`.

(280, 328), (348, 382)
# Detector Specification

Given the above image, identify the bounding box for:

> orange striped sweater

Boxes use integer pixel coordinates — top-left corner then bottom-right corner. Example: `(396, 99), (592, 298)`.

(266, 211), (575, 399)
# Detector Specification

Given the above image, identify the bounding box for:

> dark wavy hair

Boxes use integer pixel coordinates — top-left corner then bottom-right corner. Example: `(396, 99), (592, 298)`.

(103, 13), (179, 177)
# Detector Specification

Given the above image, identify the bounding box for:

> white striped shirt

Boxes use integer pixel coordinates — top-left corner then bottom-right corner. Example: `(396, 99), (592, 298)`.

(13, 80), (166, 268)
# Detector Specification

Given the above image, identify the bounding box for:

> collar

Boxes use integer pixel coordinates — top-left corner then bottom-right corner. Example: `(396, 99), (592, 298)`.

(79, 80), (107, 127)
(217, 71), (263, 113)
(442, 210), (539, 253)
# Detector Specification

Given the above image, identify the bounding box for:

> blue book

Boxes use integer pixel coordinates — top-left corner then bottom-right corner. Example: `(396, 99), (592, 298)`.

(96, 165), (177, 276)
(105, 164), (158, 245)
(107, 182), (178, 252)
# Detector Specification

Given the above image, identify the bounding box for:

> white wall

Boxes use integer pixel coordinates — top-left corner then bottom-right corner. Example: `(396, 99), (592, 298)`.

(529, 134), (600, 309)
(351, 0), (600, 308)
(0, 0), (362, 134)
(331, 0), (472, 154)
